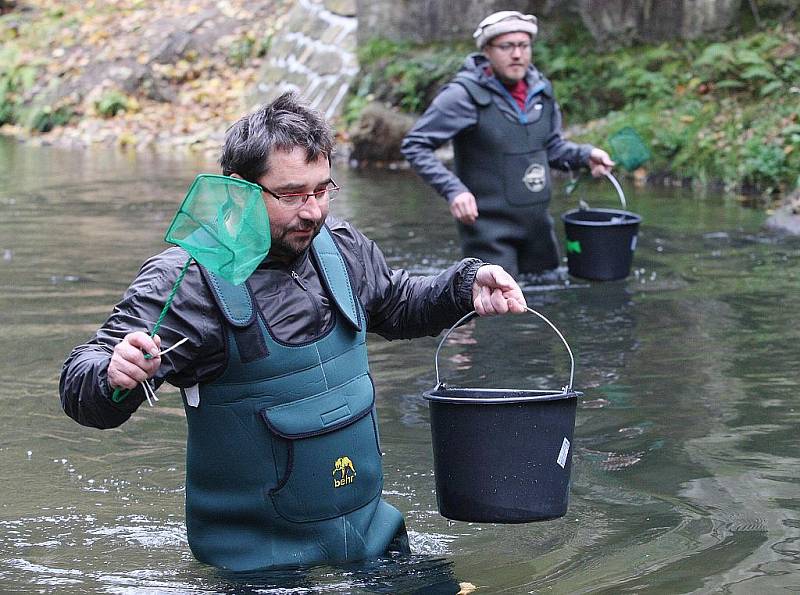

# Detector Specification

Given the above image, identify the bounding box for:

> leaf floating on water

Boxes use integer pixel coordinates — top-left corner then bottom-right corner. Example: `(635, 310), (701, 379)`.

(581, 398), (610, 409)
(601, 451), (643, 471)
(458, 583), (478, 594)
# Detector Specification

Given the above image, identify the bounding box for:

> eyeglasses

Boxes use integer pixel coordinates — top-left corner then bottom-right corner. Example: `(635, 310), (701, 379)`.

(487, 41), (531, 53)
(256, 180), (340, 208)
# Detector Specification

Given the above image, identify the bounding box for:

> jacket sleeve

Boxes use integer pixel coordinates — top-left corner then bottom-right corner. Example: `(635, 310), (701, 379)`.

(545, 99), (594, 172)
(59, 249), (225, 429)
(400, 83), (478, 203)
(328, 219), (482, 340)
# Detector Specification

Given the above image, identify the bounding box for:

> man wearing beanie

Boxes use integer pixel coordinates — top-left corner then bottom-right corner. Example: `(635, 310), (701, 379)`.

(401, 10), (614, 278)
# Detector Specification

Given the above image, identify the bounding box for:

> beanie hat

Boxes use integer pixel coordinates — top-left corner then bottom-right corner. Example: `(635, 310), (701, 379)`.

(473, 11), (538, 49)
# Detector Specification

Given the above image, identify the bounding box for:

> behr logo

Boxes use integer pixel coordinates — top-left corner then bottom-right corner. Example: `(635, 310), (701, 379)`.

(332, 456), (356, 488)
(523, 162), (546, 193)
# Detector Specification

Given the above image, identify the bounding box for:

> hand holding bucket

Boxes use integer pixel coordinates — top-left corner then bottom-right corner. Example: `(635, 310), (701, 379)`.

(424, 308), (581, 523)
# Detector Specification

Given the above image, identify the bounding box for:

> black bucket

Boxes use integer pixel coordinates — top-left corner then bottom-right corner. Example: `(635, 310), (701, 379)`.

(423, 309), (581, 523)
(561, 173), (641, 281)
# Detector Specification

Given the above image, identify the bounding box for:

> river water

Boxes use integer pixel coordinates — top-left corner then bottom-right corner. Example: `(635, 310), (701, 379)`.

(1, 138), (798, 593)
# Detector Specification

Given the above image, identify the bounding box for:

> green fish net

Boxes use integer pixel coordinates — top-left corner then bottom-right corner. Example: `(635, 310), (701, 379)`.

(112, 174), (270, 403)
(165, 174), (270, 285)
(608, 127), (651, 172)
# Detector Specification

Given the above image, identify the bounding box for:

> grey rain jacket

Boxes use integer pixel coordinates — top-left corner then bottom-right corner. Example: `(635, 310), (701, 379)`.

(60, 216), (483, 429)
(401, 53), (594, 203)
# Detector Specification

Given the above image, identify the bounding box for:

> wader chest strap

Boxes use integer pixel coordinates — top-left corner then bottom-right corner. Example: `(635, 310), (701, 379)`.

(200, 266), (255, 328)
(203, 226), (361, 333)
(200, 265), (266, 362)
(312, 226), (361, 331)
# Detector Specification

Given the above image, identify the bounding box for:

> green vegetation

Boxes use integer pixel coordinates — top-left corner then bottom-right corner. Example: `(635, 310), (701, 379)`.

(352, 20), (800, 195)
(95, 90), (130, 118)
(0, 46), (38, 126)
(540, 24), (800, 194)
(348, 38), (472, 118)
(0, 45), (73, 132)
(0, 7), (80, 131)
(227, 32), (272, 67)
(25, 103), (74, 132)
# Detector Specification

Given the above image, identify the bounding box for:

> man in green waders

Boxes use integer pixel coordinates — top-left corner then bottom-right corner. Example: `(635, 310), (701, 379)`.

(59, 92), (527, 572)
(401, 10), (615, 278)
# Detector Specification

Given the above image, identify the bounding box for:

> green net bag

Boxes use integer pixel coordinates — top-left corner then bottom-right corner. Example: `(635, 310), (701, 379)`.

(112, 174), (270, 404)
(608, 127), (651, 172)
(165, 174), (270, 285)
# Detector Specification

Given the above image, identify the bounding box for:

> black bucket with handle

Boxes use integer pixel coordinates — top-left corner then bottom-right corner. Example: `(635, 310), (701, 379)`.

(423, 308), (581, 523)
(561, 173), (641, 281)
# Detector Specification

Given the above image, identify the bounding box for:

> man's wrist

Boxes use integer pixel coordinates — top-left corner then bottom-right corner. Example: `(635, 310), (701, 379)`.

(100, 361), (116, 398)
(581, 144), (595, 166)
(446, 186), (470, 204)
(456, 258), (484, 311)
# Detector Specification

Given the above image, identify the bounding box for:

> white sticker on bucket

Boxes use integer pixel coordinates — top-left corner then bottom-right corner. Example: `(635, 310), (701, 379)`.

(630, 235), (638, 251)
(557, 437), (571, 468)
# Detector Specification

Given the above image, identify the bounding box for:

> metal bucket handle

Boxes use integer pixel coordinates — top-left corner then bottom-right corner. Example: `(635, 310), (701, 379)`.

(434, 307), (575, 392)
(580, 172), (628, 211)
(604, 171), (628, 210)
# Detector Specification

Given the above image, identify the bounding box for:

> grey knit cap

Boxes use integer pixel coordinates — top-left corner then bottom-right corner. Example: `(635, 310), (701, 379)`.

(473, 10), (538, 49)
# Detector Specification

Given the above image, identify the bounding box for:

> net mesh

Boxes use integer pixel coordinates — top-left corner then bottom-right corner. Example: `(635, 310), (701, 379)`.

(165, 174), (270, 285)
(608, 127), (651, 172)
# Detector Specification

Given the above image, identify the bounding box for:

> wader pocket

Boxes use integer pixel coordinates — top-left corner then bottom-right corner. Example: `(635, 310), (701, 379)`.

(503, 150), (551, 206)
(261, 374), (383, 523)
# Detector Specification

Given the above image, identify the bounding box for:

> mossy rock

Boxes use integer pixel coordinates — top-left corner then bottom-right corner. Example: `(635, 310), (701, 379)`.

(348, 101), (415, 164)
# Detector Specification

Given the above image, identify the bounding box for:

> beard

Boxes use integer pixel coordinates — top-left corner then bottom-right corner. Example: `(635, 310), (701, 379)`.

(268, 217), (325, 262)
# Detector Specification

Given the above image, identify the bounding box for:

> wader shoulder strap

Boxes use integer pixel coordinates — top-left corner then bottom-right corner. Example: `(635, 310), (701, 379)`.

(451, 75), (492, 107)
(311, 226), (362, 331)
(199, 265), (267, 363)
(199, 266), (256, 328)
(201, 225), (361, 332)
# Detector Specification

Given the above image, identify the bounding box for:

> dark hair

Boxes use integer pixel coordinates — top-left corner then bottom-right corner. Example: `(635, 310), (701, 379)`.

(219, 92), (334, 182)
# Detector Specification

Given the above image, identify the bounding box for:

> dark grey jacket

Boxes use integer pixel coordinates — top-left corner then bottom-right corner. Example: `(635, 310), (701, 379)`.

(60, 216), (482, 429)
(401, 53), (594, 202)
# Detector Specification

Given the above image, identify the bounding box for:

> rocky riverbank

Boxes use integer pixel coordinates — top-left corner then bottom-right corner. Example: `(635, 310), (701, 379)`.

(1, 0), (294, 154)
(2, 0), (799, 211)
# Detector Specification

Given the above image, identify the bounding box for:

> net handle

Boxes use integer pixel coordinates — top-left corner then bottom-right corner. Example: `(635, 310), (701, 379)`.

(434, 307), (575, 392)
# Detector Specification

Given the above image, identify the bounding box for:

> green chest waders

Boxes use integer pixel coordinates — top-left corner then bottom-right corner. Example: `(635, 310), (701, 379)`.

(452, 77), (560, 275)
(182, 226), (404, 571)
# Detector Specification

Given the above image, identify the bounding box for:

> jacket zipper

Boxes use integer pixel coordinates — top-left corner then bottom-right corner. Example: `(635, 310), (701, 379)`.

(290, 270), (307, 290)
(291, 269), (324, 330)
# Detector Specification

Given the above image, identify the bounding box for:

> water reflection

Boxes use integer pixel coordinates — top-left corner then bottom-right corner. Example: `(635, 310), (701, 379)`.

(2, 138), (799, 592)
